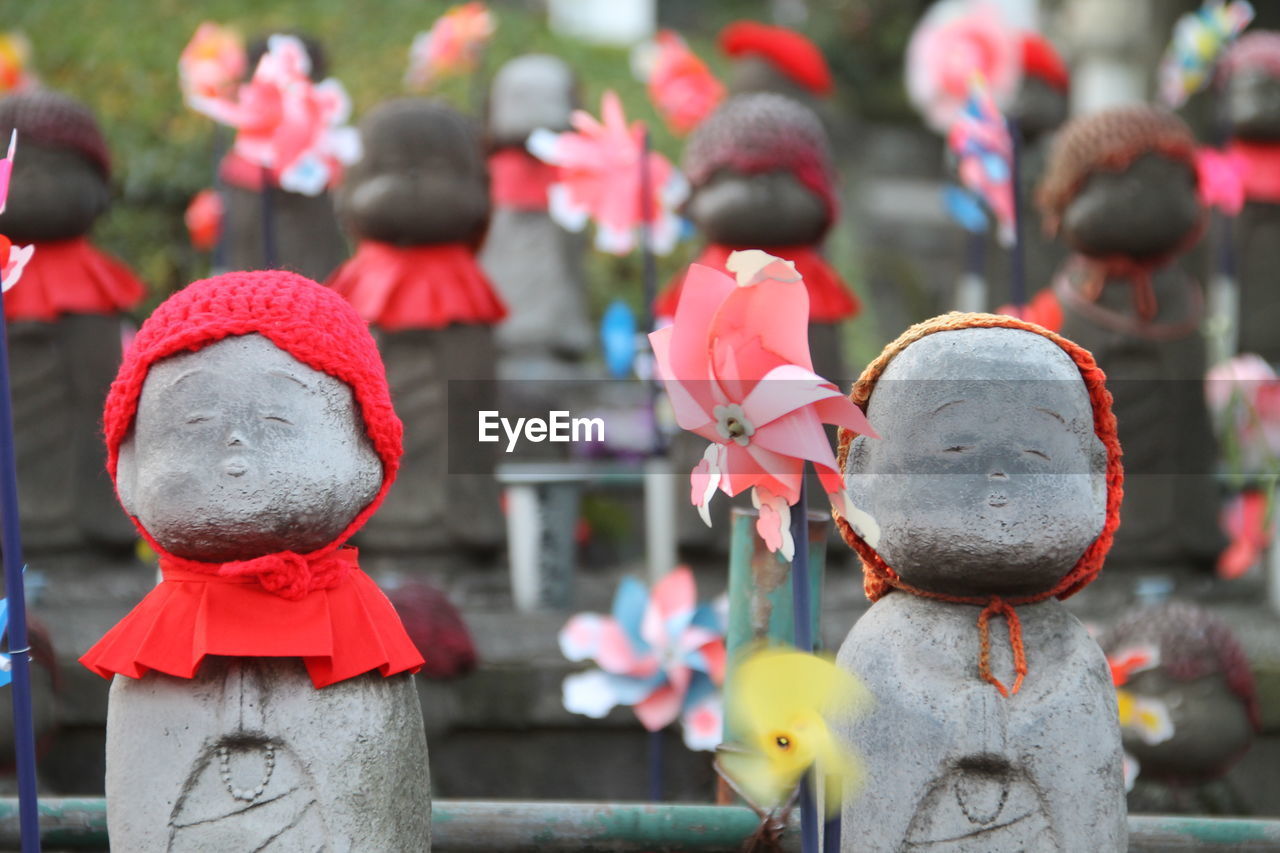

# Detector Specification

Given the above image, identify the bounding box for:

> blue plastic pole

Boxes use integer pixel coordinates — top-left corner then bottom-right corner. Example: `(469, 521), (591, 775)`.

(0, 272), (41, 852)
(788, 475), (817, 853)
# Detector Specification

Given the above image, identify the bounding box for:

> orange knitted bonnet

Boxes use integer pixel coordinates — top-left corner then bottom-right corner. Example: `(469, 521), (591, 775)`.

(833, 312), (1124, 695)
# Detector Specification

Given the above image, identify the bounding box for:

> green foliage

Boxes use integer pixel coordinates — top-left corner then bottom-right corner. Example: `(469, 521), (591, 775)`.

(5, 0), (729, 313)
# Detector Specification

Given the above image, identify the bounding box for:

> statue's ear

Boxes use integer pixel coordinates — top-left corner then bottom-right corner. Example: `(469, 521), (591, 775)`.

(115, 433), (138, 517)
(1087, 433), (1108, 539)
(843, 434), (872, 507)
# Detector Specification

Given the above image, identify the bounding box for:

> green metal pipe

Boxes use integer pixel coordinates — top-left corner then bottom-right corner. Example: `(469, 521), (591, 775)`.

(3, 799), (1280, 851)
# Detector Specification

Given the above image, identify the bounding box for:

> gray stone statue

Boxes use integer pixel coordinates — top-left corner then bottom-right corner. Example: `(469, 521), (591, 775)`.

(834, 314), (1127, 852)
(1038, 105), (1224, 583)
(1099, 600), (1259, 815)
(80, 271), (430, 851)
(330, 98), (505, 568)
(480, 54), (593, 370)
(214, 32), (348, 281)
(0, 91), (144, 566)
(654, 93), (855, 383)
(1220, 31), (1280, 362)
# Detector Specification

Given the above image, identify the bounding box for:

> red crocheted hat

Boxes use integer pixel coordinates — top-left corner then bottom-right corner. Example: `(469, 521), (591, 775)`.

(1022, 32), (1069, 92)
(102, 269), (403, 555)
(834, 312), (1123, 605)
(720, 21), (833, 95)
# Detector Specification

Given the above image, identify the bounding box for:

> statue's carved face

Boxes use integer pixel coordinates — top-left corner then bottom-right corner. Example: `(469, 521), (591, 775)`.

(844, 328), (1107, 596)
(1227, 68), (1280, 142)
(1006, 76), (1069, 143)
(688, 170), (829, 247)
(1061, 153), (1201, 260)
(488, 55), (576, 148)
(0, 143), (109, 243)
(116, 334), (382, 561)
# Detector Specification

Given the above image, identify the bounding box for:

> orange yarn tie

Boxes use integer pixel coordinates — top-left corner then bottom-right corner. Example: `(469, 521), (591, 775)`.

(976, 597), (1027, 698)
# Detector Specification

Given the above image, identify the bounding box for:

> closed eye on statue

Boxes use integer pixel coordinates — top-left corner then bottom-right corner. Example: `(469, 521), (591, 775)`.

(185, 414), (212, 425)
(943, 445), (973, 453)
(1024, 449), (1051, 461)
(263, 415), (293, 425)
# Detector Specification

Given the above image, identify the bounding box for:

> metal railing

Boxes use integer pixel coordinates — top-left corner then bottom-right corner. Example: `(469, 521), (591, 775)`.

(3, 799), (1280, 851)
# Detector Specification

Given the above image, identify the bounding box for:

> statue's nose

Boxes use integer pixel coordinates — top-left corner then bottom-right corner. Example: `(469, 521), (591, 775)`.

(988, 470), (1008, 481)
(227, 429), (248, 448)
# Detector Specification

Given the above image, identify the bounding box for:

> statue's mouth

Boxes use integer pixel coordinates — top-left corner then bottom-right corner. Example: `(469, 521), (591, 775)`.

(224, 459), (247, 478)
(988, 493), (1008, 508)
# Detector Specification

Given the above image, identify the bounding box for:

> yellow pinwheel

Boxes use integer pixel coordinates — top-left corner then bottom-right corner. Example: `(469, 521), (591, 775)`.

(716, 646), (870, 821)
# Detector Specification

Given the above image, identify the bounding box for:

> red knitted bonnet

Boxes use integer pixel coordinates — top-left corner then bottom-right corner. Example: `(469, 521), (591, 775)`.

(102, 270), (404, 557)
(834, 312), (1123, 604)
(719, 21), (834, 95)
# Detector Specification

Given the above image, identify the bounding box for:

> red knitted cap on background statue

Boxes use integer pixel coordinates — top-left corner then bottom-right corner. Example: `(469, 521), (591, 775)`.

(720, 21), (833, 95)
(81, 270), (423, 688)
(1021, 31), (1069, 93)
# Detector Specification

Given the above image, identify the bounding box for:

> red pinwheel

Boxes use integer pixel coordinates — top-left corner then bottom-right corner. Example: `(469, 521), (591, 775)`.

(906, 0), (1022, 133)
(644, 30), (725, 136)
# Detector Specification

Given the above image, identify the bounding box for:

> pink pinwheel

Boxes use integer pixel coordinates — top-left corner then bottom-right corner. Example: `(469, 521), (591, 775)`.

(405, 2), (495, 91)
(645, 30), (725, 136)
(1206, 353), (1280, 476)
(559, 567), (726, 751)
(1196, 146), (1248, 215)
(528, 90), (688, 256)
(649, 250), (880, 557)
(906, 0), (1022, 133)
(187, 34), (360, 197)
(948, 76), (1016, 246)
(0, 133), (32, 292)
(179, 22), (247, 102)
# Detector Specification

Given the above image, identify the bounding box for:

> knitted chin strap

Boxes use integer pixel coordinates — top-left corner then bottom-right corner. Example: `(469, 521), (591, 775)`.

(159, 548), (355, 602)
(833, 312), (1124, 697)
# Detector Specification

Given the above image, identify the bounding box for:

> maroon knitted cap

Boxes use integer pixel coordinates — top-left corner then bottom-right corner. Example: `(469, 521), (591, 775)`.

(1100, 601), (1261, 732)
(1037, 105), (1198, 233)
(103, 270), (403, 549)
(0, 90), (111, 177)
(682, 92), (837, 223)
(1219, 31), (1280, 84)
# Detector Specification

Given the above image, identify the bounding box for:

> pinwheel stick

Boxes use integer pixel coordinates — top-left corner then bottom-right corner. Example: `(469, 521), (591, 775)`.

(1009, 118), (1027, 310)
(0, 273), (42, 853)
(648, 728), (664, 801)
(260, 165), (278, 269)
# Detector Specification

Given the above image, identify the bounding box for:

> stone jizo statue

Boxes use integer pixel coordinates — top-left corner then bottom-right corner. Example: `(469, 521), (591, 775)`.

(833, 313), (1127, 852)
(330, 98), (505, 565)
(81, 271), (430, 852)
(1038, 105), (1224, 581)
(480, 53), (593, 368)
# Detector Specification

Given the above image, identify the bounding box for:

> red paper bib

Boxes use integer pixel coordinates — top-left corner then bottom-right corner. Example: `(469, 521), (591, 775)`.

(1229, 140), (1280, 204)
(4, 237), (145, 322)
(654, 243), (859, 322)
(327, 240), (507, 330)
(489, 149), (556, 212)
(79, 548), (424, 689)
